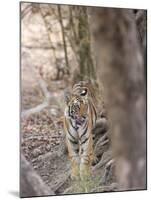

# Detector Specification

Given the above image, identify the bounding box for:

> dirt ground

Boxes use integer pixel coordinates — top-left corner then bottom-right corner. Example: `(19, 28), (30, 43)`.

(21, 74), (117, 195)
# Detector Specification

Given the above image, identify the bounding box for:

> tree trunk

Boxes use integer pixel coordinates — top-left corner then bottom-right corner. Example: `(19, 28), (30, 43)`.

(89, 8), (146, 190)
(57, 5), (70, 74)
(74, 7), (96, 83)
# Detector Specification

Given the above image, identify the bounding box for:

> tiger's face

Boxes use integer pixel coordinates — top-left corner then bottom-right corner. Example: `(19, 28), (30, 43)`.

(68, 95), (88, 127)
(64, 81), (95, 129)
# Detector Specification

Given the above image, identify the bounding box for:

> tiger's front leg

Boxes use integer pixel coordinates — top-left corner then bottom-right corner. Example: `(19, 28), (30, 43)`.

(64, 116), (80, 180)
(70, 155), (80, 180)
(79, 133), (94, 180)
(66, 137), (80, 180)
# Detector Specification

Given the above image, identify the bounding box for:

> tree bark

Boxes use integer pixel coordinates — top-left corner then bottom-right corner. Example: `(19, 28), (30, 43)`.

(72, 7), (96, 83)
(89, 8), (146, 190)
(39, 6), (58, 68)
(57, 5), (70, 74)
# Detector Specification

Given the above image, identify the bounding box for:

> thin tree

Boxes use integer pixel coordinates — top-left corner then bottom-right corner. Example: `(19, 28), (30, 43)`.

(77, 7), (96, 82)
(57, 5), (70, 74)
(39, 5), (58, 68)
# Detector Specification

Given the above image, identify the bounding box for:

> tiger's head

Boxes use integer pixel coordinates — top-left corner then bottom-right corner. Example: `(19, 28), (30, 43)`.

(64, 81), (95, 128)
(65, 81), (91, 104)
(68, 95), (88, 125)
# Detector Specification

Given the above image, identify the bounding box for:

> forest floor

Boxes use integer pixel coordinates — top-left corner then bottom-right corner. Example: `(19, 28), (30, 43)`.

(21, 8), (118, 195)
(21, 74), (118, 195)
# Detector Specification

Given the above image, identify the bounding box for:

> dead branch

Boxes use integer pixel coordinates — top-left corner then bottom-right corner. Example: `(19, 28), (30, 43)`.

(93, 156), (112, 171)
(21, 101), (49, 118)
(21, 65), (62, 119)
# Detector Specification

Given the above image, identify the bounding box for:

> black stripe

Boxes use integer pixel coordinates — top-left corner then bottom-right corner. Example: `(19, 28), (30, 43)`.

(69, 119), (77, 130)
(69, 119), (74, 128)
(81, 137), (89, 145)
(68, 137), (78, 145)
(68, 129), (77, 141)
(80, 124), (88, 139)
(68, 106), (71, 117)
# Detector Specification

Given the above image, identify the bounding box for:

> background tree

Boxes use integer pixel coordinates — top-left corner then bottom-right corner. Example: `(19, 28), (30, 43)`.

(76, 7), (96, 82)
(57, 5), (70, 75)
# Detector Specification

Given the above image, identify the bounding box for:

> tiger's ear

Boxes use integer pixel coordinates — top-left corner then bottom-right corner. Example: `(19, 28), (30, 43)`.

(64, 89), (71, 105)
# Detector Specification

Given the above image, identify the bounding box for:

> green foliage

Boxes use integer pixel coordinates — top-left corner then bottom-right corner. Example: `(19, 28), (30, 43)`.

(65, 176), (100, 194)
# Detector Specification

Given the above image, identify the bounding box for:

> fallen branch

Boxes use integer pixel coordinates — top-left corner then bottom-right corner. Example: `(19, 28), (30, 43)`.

(92, 156), (112, 171)
(21, 100), (48, 118)
(21, 66), (62, 119)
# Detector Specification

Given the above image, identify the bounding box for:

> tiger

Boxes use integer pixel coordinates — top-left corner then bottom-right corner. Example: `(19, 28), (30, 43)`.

(64, 81), (97, 180)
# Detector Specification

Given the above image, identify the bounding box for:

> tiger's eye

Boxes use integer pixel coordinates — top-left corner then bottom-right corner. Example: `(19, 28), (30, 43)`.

(80, 89), (87, 96)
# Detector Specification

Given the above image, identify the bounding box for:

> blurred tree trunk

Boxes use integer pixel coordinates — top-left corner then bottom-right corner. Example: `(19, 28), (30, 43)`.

(69, 6), (78, 46)
(39, 6), (58, 68)
(20, 154), (54, 197)
(57, 5), (70, 74)
(89, 8), (146, 190)
(73, 7), (96, 83)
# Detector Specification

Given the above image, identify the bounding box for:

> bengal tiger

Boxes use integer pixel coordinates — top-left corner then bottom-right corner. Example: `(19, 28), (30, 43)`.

(64, 81), (97, 180)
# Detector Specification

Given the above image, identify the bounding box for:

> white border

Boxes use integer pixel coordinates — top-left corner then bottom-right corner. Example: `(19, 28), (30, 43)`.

(0, 0), (150, 199)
